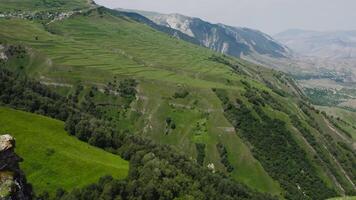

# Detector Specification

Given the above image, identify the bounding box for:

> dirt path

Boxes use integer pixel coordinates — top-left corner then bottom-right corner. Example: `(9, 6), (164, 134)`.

(40, 81), (73, 88)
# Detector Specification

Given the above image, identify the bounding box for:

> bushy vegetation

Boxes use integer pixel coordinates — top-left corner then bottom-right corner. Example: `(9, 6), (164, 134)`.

(195, 143), (206, 166)
(105, 78), (138, 105)
(214, 88), (337, 200)
(173, 90), (189, 99)
(294, 103), (356, 195)
(4, 45), (27, 59)
(216, 143), (234, 172)
(165, 117), (176, 134)
(209, 55), (238, 69)
(304, 88), (349, 106)
(0, 67), (276, 200)
(0, 67), (71, 121)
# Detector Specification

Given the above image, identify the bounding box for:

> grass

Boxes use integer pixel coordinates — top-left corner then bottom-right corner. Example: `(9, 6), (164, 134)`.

(0, 0), (91, 12)
(0, 5), (349, 197)
(0, 107), (129, 195)
(131, 81), (283, 196)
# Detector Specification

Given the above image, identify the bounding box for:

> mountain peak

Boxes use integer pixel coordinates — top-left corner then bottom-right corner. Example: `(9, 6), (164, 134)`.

(138, 10), (291, 58)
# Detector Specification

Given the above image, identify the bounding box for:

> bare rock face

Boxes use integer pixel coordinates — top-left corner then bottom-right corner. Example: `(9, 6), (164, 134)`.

(0, 135), (14, 152)
(0, 134), (32, 200)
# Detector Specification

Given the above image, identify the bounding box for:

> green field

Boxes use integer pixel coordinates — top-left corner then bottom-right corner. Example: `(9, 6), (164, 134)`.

(0, 3), (355, 198)
(0, 107), (129, 195)
(0, 0), (91, 12)
(0, 10), (284, 195)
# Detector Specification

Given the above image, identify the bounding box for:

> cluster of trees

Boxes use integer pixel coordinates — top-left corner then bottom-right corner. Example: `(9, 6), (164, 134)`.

(173, 90), (189, 99)
(5, 45), (27, 59)
(214, 88), (337, 200)
(208, 55), (239, 71)
(195, 143), (206, 166)
(303, 88), (345, 106)
(0, 68), (71, 121)
(57, 116), (278, 200)
(321, 111), (355, 139)
(0, 67), (276, 200)
(216, 143), (234, 173)
(165, 117), (176, 134)
(105, 78), (138, 105)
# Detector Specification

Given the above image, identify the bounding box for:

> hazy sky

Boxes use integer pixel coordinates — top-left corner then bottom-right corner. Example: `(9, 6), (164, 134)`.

(94, 0), (356, 35)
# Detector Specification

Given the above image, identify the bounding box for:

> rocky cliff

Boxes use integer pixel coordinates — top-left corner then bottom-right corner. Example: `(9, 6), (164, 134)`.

(118, 9), (291, 58)
(0, 134), (32, 200)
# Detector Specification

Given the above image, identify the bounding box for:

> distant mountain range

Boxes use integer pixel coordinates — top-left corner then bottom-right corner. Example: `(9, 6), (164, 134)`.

(275, 29), (356, 59)
(117, 8), (291, 59)
(116, 9), (356, 84)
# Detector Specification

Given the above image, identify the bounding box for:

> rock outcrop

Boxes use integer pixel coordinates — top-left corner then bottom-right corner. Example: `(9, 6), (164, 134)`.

(0, 134), (32, 200)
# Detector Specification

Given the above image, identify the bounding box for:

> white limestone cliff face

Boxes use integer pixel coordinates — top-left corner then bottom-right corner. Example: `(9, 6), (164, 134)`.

(152, 13), (195, 37)
(148, 13), (290, 58)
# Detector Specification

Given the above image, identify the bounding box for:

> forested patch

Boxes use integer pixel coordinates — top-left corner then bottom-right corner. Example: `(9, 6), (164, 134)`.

(216, 143), (234, 172)
(173, 90), (189, 99)
(303, 88), (348, 106)
(195, 143), (206, 166)
(0, 67), (276, 200)
(293, 103), (356, 194)
(104, 77), (138, 105)
(213, 88), (337, 200)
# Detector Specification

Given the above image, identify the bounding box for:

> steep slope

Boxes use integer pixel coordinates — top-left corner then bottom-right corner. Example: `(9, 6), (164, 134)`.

(120, 9), (291, 58)
(0, 0), (95, 13)
(0, 107), (129, 195)
(316, 106), (356, 140)
(0, 10), (282, 196)
(0, 3), (355, 199)
(0, 0), (95, 12)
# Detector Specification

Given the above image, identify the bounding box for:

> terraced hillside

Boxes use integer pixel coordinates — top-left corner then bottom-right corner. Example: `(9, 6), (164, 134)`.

(0, 1), (355, 199)
(0, 0), (94, 12)
(0, 107), (129, 194)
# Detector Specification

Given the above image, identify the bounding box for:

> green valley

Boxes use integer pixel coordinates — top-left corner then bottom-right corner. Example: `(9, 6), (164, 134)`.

(0, 0), (355, 199)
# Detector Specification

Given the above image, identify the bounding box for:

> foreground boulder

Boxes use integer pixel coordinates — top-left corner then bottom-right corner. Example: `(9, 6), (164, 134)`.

(0, 134), (32, 200)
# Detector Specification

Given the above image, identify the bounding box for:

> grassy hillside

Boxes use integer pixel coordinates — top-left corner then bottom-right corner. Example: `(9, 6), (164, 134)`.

(0, 0), (92, 12)
(317, 106), (356, 139)
(0, 107), (129, 195)
(0, 4), (355, 199)
(0, 10), (283, 195)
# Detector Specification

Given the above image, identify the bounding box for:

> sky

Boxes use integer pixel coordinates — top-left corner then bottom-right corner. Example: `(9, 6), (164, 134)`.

(93, 0), (356, 35)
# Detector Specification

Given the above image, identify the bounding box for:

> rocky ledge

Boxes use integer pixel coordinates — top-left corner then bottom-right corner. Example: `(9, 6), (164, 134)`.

(0, 134), (32, 200)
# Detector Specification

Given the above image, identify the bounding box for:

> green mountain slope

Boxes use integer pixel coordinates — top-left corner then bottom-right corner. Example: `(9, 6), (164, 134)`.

(0, 107), (129, 194)
(317, 106), (356, 139)
(0, 2), (355, 199)
(0, 9), (282, 195)
(0, 0), (93, 12)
